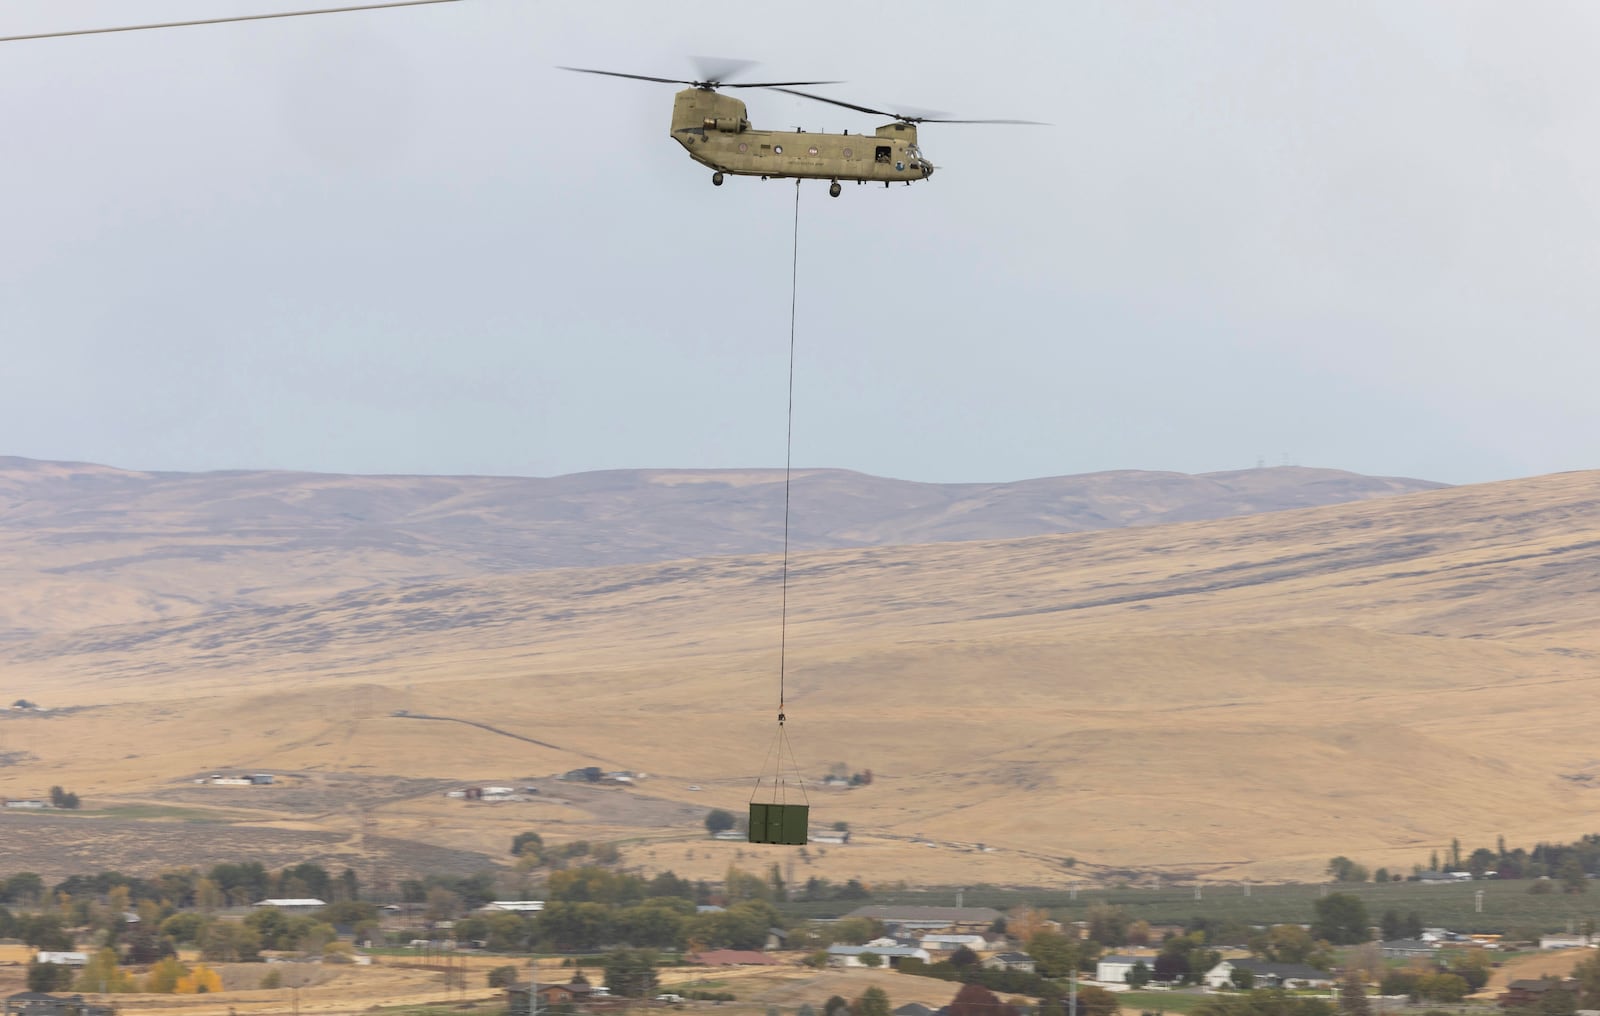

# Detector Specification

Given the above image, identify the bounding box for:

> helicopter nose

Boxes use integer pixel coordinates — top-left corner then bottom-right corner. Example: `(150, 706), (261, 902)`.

(920, 162), (934, 179)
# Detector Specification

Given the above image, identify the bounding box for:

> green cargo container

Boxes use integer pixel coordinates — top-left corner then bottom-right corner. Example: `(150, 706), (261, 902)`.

(748, 802), (809, 845)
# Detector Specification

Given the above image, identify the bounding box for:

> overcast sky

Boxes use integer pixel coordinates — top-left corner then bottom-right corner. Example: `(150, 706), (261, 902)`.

(3, 1), (1597, 485)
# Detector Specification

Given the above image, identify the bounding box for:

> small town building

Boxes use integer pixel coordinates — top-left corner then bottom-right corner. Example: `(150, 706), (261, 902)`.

(1380, 939), (1436, 959)
(1096, 955), (1155, 984)
(252, 898), (326, 913)
(1204, 960), (1334, 989)
(982, 952), (1037, 973)
(33, 954), (88, 968)
(1501, 980), (1575, 1008)
(478, 901), (544, 914)
(4, 994), (114, 1016)
(506, 981), (602, 1014)
(827, 943), (931, 968)
(919, 934), (987, 953)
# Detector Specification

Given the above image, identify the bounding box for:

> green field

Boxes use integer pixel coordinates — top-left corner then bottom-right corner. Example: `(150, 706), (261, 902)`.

(781, 881), (1600, 937)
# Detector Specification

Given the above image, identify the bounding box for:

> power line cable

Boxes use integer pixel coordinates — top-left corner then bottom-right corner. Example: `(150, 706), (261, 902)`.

(0, 0), (461, 44)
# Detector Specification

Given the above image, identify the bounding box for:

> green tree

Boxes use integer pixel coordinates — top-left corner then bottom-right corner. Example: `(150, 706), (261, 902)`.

(1336, 971), (1371, 1016)
(160, 911), (209, 944)
(1560, 855), (1588, 894)
(601, 947), (659, 998)
(199, 921), (261, 962)
(1085, 904), (1130, 947)
(145, 957), (189, 993)
(1028, 929), (1077, 978)
(512, 831), (546, 860)
(1451, 950), (1492, 993)
(1253, 924), (1326, 966)
(1230, 967), (1256, 990)
(1326, 858), (1368, 883)
(1416, 973), (1468, 1004)
(1068, 985), (1120, 1016)
(488, 965), (520, 988)
(1572, 954), (1600, 1008)
(1127, 961), (1152, 988)
(74, 948), (138, 992)
(1467, 848), (1498, 877)
(4, 872), (45, 905)
(27, 962), (74, 993)
(1311, 893), (1369, 945)
(859, 987), (891, 1016)
(705, 809), (736, 836)
(824, 996), (851, 1016)
(860, 951), (883, 968)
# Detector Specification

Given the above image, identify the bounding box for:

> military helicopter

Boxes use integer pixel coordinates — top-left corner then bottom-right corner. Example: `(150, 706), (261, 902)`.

(561, 59), (1044, 197)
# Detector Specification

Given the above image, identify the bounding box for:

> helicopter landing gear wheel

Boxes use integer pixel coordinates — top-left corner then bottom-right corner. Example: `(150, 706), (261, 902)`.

(712, 172), (724, 187)
(829, 181), (841, 198)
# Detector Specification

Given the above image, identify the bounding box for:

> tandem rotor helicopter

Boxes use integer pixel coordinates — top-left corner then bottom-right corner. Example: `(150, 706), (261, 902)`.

(561, 58), (1045, 197)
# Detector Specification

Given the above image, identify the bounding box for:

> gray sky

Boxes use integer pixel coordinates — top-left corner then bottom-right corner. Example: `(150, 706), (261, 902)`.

(3, 1), (1598, 485)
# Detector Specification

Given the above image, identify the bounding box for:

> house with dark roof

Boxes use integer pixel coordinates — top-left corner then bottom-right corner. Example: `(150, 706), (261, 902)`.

(4, 994), (115, 1016)
(1204, 960), (1333, 989)
(894, 1004), (935, 1016)
(1500, 980), (1574, 1009)
(505, 980), (602, 1015)
(982, 952), (1037, 973)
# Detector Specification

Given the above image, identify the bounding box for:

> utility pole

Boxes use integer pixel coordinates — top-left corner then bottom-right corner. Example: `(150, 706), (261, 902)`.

(1475, 890), (1484, 914)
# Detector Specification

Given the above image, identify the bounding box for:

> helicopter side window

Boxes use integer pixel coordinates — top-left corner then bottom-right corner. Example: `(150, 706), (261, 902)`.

(875, 146), (891, 163)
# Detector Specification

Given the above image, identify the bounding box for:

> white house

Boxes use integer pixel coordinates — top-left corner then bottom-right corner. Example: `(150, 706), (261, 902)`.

(479, 901), (545, 913)
(253, 898), (327, 913)
(919, 934), (987, 952)
(1204, 960), (1334, 990)
(36, 952), (89, 967)
(37, 947), (91, 966)
(827, 943), (930, 968)
(1096, 955), (1155, 984)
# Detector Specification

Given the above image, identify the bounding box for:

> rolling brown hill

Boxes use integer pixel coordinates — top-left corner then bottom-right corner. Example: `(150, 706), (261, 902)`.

(2, 460), (1598, 889)
(0, 456), (1438, 639)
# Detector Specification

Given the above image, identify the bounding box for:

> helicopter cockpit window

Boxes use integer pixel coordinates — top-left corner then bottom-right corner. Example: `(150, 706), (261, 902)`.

(875, 146), (891, 163)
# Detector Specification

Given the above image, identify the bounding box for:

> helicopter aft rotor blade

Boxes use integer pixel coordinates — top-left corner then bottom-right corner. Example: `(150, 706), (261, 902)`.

(768, 87), (1047, 125)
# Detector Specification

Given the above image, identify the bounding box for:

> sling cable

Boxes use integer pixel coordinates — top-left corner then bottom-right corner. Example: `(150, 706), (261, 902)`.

(749, 180), (810, 845)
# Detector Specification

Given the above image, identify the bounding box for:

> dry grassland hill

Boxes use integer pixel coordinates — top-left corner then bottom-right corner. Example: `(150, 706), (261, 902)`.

(4, 458), (1600, 889)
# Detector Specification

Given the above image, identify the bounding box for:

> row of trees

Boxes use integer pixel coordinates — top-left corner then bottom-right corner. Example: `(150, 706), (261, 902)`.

(28, 950), (227, 994)
(1330, 832), (1600, 885)
(0, 862), (365, 910)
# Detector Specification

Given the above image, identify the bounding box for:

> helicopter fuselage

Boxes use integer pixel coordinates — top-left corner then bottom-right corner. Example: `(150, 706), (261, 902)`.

(669, 88), (932, 186)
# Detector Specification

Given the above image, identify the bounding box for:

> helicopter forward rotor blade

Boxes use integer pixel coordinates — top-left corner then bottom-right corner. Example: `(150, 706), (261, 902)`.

(690, 55), (759, 84)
